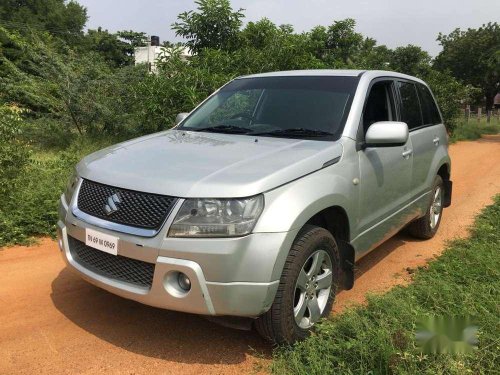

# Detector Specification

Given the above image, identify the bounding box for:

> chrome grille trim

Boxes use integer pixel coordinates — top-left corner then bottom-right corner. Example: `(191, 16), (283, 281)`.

(71, 178), (180, 237)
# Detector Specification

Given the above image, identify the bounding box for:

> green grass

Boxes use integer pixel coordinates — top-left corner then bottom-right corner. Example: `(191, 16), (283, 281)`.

(272, 196), (500, 375)
(450, 117), (500, 142)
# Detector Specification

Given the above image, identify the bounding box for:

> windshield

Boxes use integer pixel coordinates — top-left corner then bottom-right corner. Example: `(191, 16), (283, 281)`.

(177, 76), (359, 140)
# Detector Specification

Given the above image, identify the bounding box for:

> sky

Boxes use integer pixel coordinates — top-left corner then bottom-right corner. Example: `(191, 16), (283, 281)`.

(78, 0), (500, 56)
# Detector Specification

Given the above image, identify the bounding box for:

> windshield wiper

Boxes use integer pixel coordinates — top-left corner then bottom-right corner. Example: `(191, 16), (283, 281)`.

(194, 125), (252, 134)
(252, 128), (334, 137)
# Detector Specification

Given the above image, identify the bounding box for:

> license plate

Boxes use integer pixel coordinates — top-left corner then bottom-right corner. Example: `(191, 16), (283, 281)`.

(85, 228), (118, 255)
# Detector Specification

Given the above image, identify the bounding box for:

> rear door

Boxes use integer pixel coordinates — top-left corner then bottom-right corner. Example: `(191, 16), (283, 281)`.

(397, 80), (442, 199)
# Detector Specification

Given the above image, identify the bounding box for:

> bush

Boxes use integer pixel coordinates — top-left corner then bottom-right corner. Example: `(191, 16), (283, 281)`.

(0, 105), (30, 197)
(0, 135), (114, 246)
(450, 119), (499, 142)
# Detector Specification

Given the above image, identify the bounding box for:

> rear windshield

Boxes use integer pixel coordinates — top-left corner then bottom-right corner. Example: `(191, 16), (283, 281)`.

(178, 76), (359, 140)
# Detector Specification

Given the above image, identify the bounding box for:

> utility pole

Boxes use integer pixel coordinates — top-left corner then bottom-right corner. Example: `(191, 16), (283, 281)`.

(146, 35), (151, 73)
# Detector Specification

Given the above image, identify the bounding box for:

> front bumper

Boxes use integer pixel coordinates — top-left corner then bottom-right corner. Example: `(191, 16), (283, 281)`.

(58, 195), (296, 317)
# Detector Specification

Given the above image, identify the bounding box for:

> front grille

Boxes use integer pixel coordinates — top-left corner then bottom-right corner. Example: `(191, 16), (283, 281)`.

(77, 179), (176, 230)
(68, 236), (155, 288)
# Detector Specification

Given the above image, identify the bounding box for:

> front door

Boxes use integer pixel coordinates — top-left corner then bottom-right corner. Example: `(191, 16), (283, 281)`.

(355, 80), (413, 256)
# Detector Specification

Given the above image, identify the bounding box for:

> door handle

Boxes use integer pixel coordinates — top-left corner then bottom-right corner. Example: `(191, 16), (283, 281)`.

(433, 136), (440, 146)
(402, 149), (413, 159)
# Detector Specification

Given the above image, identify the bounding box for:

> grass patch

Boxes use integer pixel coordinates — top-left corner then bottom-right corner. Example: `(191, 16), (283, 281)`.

(450, 117), (499, 142)
(272, 196), (500, 375)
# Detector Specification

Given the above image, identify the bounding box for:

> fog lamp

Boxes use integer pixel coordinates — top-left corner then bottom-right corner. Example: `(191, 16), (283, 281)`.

(178, 272), (191, 291)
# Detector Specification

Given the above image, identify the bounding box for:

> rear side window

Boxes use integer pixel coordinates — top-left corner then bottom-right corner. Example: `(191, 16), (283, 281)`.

(397, 81), (423, 130)
(416, 84), (442, 125)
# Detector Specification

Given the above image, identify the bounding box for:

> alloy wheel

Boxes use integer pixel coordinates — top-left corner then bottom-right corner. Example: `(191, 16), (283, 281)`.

(293, 249), (333, 329)
(429, 186), (443, 229)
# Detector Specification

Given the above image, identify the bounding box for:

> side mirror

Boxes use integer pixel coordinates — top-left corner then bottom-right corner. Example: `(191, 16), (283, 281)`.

(365, 121), (409, 147)
(175, 112), (189, 125)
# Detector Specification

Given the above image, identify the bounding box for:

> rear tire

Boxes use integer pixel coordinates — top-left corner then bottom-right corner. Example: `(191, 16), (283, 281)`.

(408, 175), (444, 239)
(255, 225), (340, 344)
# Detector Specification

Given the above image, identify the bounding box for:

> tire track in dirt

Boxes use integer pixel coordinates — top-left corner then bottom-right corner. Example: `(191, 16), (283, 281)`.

(1, 136), (499, 374)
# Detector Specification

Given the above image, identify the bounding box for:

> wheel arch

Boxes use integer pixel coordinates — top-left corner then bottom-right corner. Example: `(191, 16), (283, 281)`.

(269, 204), (356, 291)
(303, 206), (355, 290)
(257, 170), (357, 289)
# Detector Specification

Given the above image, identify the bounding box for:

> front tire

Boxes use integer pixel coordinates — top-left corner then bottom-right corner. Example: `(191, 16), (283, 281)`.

(408, 175), (444, 239)
(255, 225), (340, 344)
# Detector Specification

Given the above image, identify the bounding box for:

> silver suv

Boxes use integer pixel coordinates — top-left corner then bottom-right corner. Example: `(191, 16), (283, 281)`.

(58, 70), (452, 344)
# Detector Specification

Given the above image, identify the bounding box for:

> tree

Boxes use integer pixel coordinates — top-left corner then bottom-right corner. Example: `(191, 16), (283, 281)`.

(172, 0), (244, 53)
(389, 45), (432, 77)
(0, 28), (147, 136)
(325, 19), (364, 65)
(0, 0), (87, 44)
(435, 22), (500, 110)
(79, 29), (148, 68)
(240, 18), (279, 49)
(307, 19), (366, 67)
(355, 40), (392, 70)
(425, 70), (466, 133)
(83, 28), (130, 68)
(116, 30), (147, 49)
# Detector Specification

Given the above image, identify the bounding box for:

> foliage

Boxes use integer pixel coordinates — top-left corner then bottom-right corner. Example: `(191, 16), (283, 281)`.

(389, 45), (432, 77)
(306, 19), (369, 67)
(324, 19), (364, 65)
(354, 40), (392, 70)
(0, 104), (30, 198)
(435, 22), (500, 110)
(116, 30), (148, 48)
(1, 0), (479, 141)
(0, 136), (114, 246)
(0, 28), (149, 138)
(83, 28), (133, 68)
(424, 69), (466, 133)
(81, 29), (147, 68)
(450, 118), (499, 143)
(0, 0), (87, 44)
(240, 18), (281, 50)
(172, 0), (244, 54)
(272, 196), (500, 374)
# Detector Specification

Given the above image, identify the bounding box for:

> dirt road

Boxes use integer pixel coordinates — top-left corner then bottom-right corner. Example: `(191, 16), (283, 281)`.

(1, 136), (499, 375)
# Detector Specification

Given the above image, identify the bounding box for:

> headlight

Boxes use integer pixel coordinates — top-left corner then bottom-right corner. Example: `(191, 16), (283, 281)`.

(168, 195), (264, 237)
(64, 171), (79, 204)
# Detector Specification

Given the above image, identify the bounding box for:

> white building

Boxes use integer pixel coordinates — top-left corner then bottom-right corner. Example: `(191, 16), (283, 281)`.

(134, 36), (191, 73)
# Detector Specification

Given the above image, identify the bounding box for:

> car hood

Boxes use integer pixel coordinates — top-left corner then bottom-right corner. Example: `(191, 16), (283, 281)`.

(77, 130), (343, 198)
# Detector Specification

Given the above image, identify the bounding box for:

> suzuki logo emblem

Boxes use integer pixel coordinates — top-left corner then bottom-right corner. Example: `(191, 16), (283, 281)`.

(104, 193), (121, 215)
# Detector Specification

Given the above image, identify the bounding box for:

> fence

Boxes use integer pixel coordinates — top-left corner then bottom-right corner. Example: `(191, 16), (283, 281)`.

(463, 105), (500, 123)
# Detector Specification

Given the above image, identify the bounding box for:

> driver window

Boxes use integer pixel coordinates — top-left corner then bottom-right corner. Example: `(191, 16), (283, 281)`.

(362, 81), (395, 133)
